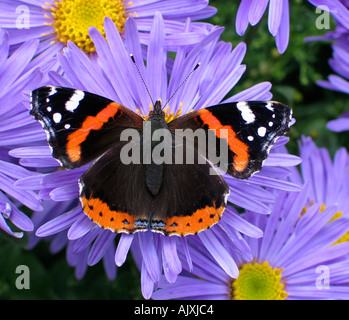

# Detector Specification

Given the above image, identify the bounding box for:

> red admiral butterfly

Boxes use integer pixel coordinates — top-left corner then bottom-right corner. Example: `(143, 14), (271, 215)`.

(30, 85), (292, 236)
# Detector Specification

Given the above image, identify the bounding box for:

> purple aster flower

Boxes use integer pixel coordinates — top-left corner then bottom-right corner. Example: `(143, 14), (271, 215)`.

(0, 0), (216, 58)
(0, 29), (56, 237)
(13, 14), (300, 298)
(152, 143), (349, 299)
(236, 0), (349, 54)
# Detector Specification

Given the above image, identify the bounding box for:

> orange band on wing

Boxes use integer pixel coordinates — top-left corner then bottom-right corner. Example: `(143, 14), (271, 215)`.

(66, 102), (121, 163)
(81, 195), (139, 233)
(198, 109), (249, 172)
(164, 202), (225, 236)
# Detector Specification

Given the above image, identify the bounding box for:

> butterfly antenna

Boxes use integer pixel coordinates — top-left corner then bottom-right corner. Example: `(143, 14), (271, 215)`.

(162, 62), (201, 110)
(130, 54), (155, 107)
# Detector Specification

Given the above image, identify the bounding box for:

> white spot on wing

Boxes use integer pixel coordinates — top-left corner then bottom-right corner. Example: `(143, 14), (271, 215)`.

(48, 86), (57, 96)
(247, 136), (254, 141)
(237, 101), (255, 124)
(53, 113), (62, 123)
(224, 189), (230, 205)
(258, 127), (266, 137)
(265, 102), (274, 111)
(65, 90), (85, 112)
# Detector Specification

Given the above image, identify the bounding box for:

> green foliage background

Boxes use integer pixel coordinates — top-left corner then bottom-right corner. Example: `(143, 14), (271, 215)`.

(1, 0), (348, 299)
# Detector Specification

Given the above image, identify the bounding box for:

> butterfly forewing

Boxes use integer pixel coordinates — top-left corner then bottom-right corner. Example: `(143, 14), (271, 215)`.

(168, 101), (292, 179)
(30, 86), (143, 169)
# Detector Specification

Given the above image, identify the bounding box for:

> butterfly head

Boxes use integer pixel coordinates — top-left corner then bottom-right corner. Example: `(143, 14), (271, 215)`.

(148, 100), (165, 118)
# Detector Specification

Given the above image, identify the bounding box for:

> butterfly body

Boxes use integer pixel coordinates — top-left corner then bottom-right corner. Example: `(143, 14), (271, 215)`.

(30, 86), (292, 236)
(144, 100), (168, 196)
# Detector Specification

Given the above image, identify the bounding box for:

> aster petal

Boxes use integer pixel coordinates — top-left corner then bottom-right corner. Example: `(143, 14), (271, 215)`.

(141, 261), (155, 299)
(198, 230), (239, 278)
(296, 218), (349, 258)
(325, 75), (349, 94)
(0, 29), (9, 66)
(9, 146), (51, 159)
(50, 231), (68, 254)
(23, 157), (60, 170)
(181, 239), (230, 283)
(0, 172), (42, 211)
(276, 206), (338, 266)
(14, 173), (44, 190)
(259, 187), (308, 262)
(42, 169), (83, 188)
(49, 184), (79, 201)
(236, 0), (253, 35)
(0, 39), (39, 93)
(275, 0), (289, 54)
(5, 25), (52, 45)
(70, 228), (99, 254)
(68, 214), (95, 240)
(36, 206), (81, 237)
(161, 237), (182, 283)
(222, 208), (263, 238)
(226, 82), (272, 102)
(225, 181), (271, 214)
(213, 225), (252, 261)
(0, 160), (37, 180)
(63, 41), (115, 95)
(0, 125), (45, 145)
(178, 237), (193, 272)
(0, 211), (23, 238)
(103, 242), (117, 280)
(0, 111), (33, 132)
(249, 0), (269, 26)
(87, 229), (116, 266)
(88, 27), (126, 102)
(147, 12), (166, 101)
(115, 233), (135, 267)
(264, 153), (302, 167)
(268, 0), (283, 36)
(248, 174), (302, 192)
(283, 242), (349, 277)
(131, 0), (213, 18)
(124, 17), (151, 111)
(152, 276), (228, 300)
(327, 118), (349, 132)
(287, 286), (349, 300)
(138, 231), (161, 282)
(72, 248), (90, 280)
(6, 203), (34, 232)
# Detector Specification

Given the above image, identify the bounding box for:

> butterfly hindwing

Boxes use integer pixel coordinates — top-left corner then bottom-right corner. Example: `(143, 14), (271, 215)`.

(79, 140), (229, 236)
(79, 142), (152, 234)
(149, 145), (230, 236)
(169, 101), (292, 179)
(30, 86), (143, 169)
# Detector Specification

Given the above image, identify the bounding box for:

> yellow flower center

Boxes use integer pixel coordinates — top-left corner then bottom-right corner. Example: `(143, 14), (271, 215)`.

(230, 261), (288, 300)
(44, 0), (129, 53)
